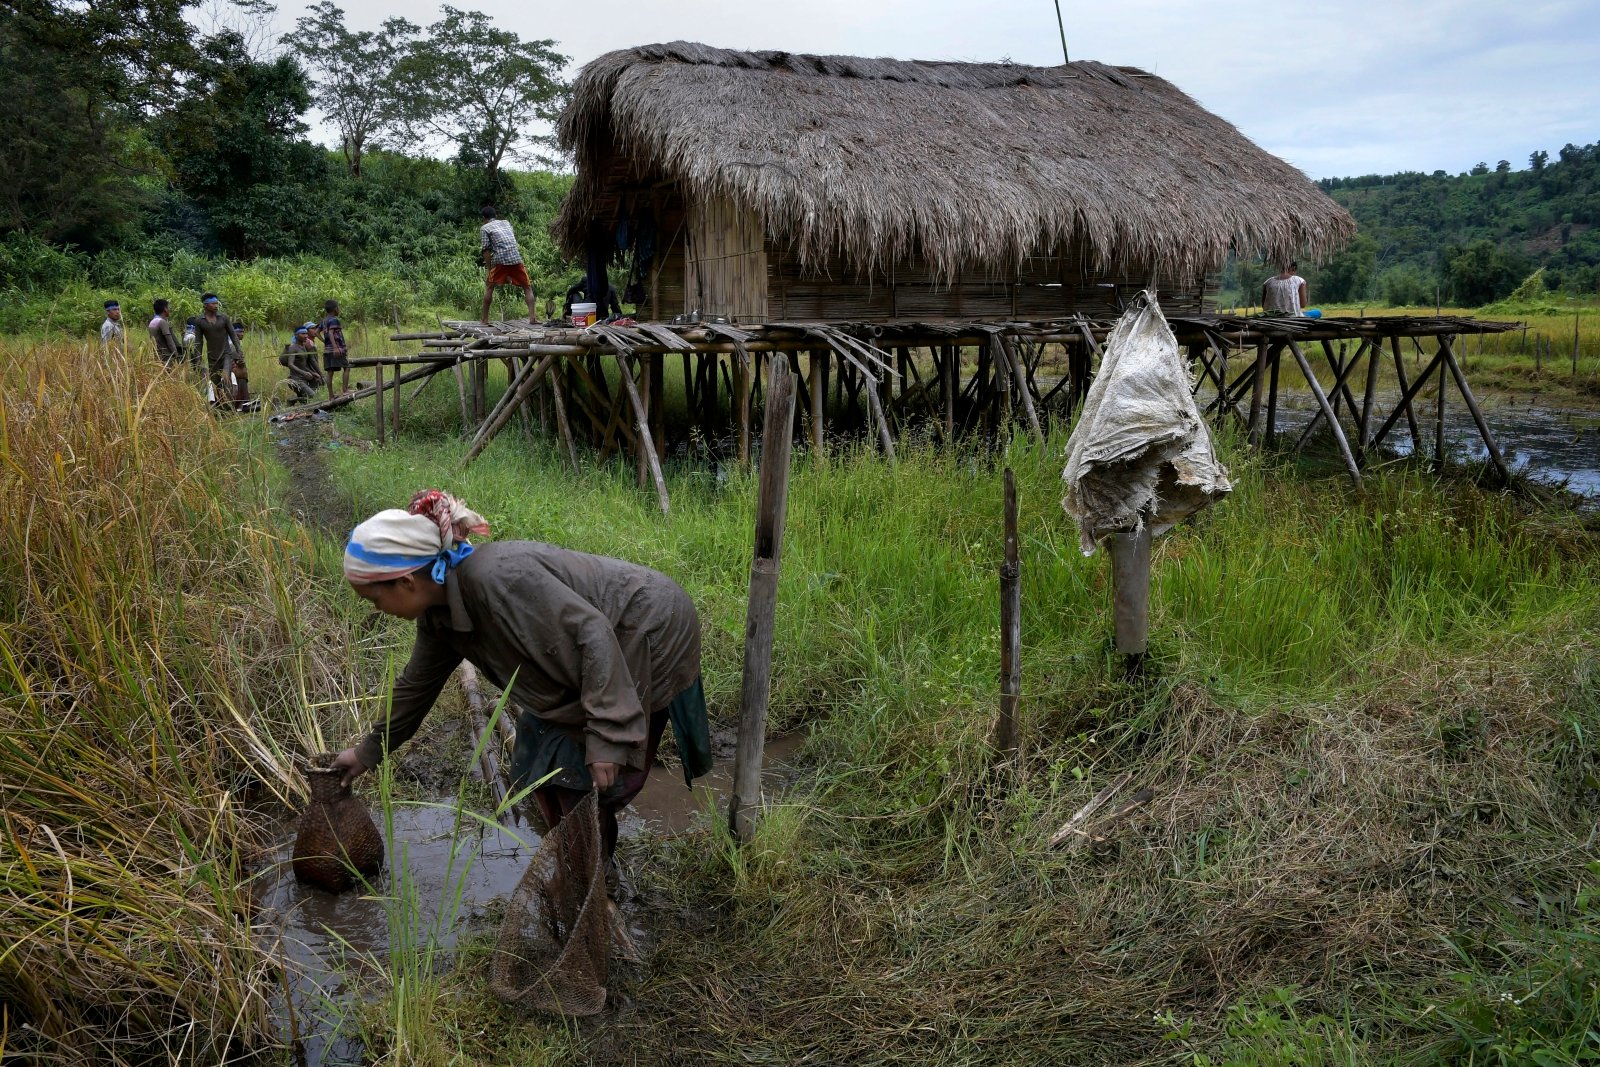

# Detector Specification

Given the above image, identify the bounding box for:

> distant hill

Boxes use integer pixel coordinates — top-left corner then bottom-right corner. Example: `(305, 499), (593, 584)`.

(1219, 141), (1600, 306)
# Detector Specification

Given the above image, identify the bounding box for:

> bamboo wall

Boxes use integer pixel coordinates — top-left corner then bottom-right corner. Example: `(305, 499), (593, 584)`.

(683, 195), (769, 322)
(765, 242), (1209, 321)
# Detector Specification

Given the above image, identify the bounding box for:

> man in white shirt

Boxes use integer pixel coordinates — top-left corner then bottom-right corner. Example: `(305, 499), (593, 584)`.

(1261, 263), (1308, 316)
(478, 205), (537, 325)
(100, 300), (125, 352)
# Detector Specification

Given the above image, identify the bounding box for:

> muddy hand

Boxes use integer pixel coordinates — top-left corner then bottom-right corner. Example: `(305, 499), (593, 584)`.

(331, 747), (368, 789)
(589, 761), (620, 791)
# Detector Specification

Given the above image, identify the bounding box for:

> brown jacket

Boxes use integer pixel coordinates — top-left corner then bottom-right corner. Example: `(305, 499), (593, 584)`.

(353, 541), (702, 772)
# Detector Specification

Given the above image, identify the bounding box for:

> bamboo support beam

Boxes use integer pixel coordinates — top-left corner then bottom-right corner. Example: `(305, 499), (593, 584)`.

(374, 363), (385, 446)
(1286, 341), (1362, 486)
(616, 356), (671, 516)
(1438, 335), (1512, 483)
(548, 373), (581, 474)
(462, 355), (556, 464)
(459, 663), (514, 827)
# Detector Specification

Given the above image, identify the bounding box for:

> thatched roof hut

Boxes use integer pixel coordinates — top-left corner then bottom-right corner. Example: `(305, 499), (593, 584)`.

(556, 42), (1354, 323)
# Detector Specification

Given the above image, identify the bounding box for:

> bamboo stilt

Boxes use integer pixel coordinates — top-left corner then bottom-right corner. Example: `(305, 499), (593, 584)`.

(1287, 341), (1361, 486)
(616, 356), (671, 516)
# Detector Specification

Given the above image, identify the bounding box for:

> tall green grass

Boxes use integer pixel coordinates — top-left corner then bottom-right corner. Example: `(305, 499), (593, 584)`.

(0, 340), (356, 1062)
(317, 409), (1600, 1065)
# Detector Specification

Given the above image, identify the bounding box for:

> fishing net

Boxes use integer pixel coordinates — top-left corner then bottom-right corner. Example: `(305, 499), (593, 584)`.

(1063, 292), (1231, 554)
(490, 790), (610, 1016)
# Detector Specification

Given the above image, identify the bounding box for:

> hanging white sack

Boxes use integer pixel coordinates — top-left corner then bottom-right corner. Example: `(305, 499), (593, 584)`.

(1062, 293), (1231, 555)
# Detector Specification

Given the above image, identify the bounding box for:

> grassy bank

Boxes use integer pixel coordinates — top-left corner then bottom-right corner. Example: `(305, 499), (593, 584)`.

(0, 341), (365, 1063)
(308, 401), (1599, 1064)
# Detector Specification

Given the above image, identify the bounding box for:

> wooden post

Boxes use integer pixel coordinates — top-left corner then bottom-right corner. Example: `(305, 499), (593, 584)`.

(616, 356), (671, 516)
(1000, 335), (1044, 441)
(548, 372), (581, 474)
(1439, 335), (1512, 483)
(1389, 335), (1425, 456)
(1287, 341), (1362, 486)
(1574, 314), (1581, 379)
(390, 356), (401, 436)
(809, 349), (824, 455)
(650, 353), (666, 461)
(1265, 343), (1282, 447)
(934, 347), (947, 441)
(452, 360), (471, 433)
(463, 355), (556, 464)
(730, 356), (797, 844)
(1434, 351), (1448, 466)
(735, 351), (752, 470)
(1359, 338), (1382, 455)
(862, 362), (896, 461)
(472, 358), (488, 425)
(996, 468), (1021, 760)
(374, 362), (386, 446)
(1107, 526), (1151, 660)
(1247, 340), (1268, 445)
(636, 356), (652, 490)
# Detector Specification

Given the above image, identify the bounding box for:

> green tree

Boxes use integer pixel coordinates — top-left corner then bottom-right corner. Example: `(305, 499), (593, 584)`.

(1446, 239), (1530, 305)
(289, 3), (416, 177)
(390, 7), (568, 194)
(1311, 233), (1377, 303)
(161, 31), (330, 256)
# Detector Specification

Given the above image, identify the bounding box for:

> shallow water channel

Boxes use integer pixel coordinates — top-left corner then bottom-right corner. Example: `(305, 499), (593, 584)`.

(256, 734), (804, 1066)
(1268, 390), (1600, 501)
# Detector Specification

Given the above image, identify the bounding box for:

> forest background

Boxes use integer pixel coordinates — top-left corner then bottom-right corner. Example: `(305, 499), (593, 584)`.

(3, 0), (1598, 335)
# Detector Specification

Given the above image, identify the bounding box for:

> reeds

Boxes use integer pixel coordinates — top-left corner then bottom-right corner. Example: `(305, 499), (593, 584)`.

(0, 341), (352, 1062)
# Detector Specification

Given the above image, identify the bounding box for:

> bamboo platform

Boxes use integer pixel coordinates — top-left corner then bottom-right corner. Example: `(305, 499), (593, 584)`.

(339, 313), (1524, 512)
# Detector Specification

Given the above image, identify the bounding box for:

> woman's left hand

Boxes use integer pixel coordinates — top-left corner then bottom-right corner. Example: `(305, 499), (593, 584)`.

(589, 761), (620, 790)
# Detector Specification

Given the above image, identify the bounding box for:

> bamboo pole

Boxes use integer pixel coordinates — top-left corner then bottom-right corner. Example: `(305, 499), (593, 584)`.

(1434, 352), (1448, 466)
(1286, 341), (1362, 486)
(548, 373), (581, 474)
(1370, 349), (1446, 452)
(459, 663), (515, 827)
(1389, 335), (1425, 455)
(996, 468), (1021, 760)
(374, 363), (385, 446)
(1438, 335), (1512, 483)
(730, 356), (797, 844)
(462, 355), (556, 464)
(999, 335), (1044, 441)
(736, 350), (752, 470)
(636, 356), (651, 490)
(452, 361), (471, 431)
(1247, 340), (1268, 444)
(1107, 525), (1151, 660)
(390, 354), (401, 435)
(616, 356), (671, 516)
(1359, 338), (1381, 454)
(809, 349), (824, 455)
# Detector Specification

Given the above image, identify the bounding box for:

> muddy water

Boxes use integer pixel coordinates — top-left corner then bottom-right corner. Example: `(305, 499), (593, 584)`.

(1271, 391), (1600, 501)
(261, 735), (805, 1065)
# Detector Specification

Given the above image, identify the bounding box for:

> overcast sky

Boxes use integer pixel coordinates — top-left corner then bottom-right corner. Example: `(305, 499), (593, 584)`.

(275, 0), (1600, 180)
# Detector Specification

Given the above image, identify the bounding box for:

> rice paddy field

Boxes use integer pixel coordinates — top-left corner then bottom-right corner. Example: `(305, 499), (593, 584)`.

(3, 335), (1599, 1066)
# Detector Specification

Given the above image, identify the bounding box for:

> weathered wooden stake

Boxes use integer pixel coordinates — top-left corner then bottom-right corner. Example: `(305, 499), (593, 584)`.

(809, 350), (824, 455)
(1438, 335), (1512, 483)
(730, 356), (797, 844)
(996, 468), (1021, 760)
(1287, 341), (1361, 486)
(1107, 525), (1152, 659)
(460, 663), (515, 827)
(374, 362), (386, 446)
(452, 360), (471, 432)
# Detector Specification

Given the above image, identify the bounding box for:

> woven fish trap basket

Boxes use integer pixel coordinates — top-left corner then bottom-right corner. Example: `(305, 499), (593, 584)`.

(291, 752), (384, 893)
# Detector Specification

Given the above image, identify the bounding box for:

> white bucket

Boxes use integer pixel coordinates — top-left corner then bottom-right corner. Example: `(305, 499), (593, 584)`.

(572, 301), (597, 328)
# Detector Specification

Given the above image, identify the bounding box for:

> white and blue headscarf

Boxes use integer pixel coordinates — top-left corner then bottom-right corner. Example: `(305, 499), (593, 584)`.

(343, 490), (490, 584)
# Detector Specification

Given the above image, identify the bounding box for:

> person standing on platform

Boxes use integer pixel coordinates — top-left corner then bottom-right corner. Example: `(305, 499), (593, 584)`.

(478, 205), (537, 325)
(99, 300), (125, 353)
(320, 298), (351, 398)
(1261, 262), (1308, 317)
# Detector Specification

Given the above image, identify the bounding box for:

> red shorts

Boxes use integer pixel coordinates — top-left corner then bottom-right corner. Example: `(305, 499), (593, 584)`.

(488, 262), (531, 288)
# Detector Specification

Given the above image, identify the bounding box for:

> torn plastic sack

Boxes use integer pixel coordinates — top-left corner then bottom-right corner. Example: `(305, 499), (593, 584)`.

(1062, 293), (1231, 555)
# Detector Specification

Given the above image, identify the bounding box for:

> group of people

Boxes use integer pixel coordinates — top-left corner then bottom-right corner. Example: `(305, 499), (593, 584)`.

(276, 300), (353, 401)
(98, 293), (352, 408)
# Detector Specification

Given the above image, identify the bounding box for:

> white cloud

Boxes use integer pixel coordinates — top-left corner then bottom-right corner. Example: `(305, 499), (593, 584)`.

(292, 0), (1600, 178)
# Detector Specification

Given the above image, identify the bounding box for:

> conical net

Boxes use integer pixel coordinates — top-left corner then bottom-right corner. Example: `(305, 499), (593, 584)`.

(489, 790), (609, 1016)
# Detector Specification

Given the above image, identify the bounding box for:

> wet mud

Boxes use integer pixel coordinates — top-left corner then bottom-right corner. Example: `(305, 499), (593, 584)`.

(269, 411), (365, 537)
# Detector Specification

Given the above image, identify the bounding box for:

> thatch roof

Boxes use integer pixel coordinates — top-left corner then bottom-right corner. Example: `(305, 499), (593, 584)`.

(556, 43), (1355, 281)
